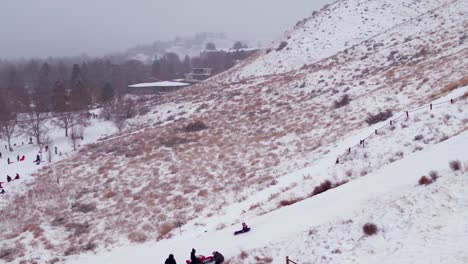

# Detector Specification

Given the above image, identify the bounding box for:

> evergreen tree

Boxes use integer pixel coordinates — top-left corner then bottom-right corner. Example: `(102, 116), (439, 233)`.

(100, 82), (114, 103)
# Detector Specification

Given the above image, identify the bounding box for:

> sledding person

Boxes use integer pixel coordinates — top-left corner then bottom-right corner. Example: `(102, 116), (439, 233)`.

(34, 154), (41, 165)
(190, 248), (200, 264)
(212, 251), (224, 264)
(20, 155), (25, 161)
(7, 175), (12, 182)
(0, 188), (5, 194)
(165, 254), (177, 264)
(234, 222), (250, 235)
(15, 173), (20, 180)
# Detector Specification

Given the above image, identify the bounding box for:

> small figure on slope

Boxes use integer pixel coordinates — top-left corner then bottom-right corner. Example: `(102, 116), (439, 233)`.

(15, 173), (20, 180)
(7, 175), (12, 183)
(165, 254), (177, 264)
(212, 251), (224, 264)
(234, 222), (250, 235)
(190, 248), (200, 264)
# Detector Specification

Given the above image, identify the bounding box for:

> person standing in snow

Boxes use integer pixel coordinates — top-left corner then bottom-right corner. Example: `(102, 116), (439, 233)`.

(34, 154), (41, 165)
(190, 248), (200, 264)
(7, 175), (12, 182)
(0, 188), (5, 194)
(7, 157), (11, 164)
(212, 251), (224, 264)
(165, 254), (176, 264)
(16, 154), (20, 161)
(0, 152), (2, 158)
(15, 173), (20, 180)
(54, 146), (58, 155)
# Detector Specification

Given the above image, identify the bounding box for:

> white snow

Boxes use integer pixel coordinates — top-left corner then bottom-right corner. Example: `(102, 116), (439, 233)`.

(128, 81), (190, 88)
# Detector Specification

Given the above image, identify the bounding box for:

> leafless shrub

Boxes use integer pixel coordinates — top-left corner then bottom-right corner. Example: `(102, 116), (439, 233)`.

(0, 248), (15, 261)
(82, 242), (96, 252)
(449, 160), (461, 171)
(312, 180), (332, 196)
(276, 41), (288, 51)
(162, 136), (191, 147)
(429, 170), (439, 180)
(128, 231), (147, 243)
(365, 110), (392, 125)
(65, 222), (90, 236)
(363, 223), (378, 236)
(159, 223), (174, 237)
(184, 121), (208, 132)
(333, 94), (351, 108)
(254, 256), (273, 263)
(71, 202), (97, 213)
(413, 134), (424, 141)
(418, 176), (432, 185)
(47, 257), (61, 264)
(279, 197), (302, 207)
(240, 251), (249, 259)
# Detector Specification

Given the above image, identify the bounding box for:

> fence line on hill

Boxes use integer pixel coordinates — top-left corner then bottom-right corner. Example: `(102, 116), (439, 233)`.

(335, 94), (465, 164)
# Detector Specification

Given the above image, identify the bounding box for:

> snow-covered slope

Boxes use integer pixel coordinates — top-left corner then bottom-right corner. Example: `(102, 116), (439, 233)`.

(0, 0), (466, 263)
(69, 129), (468, 264)
(230, 0), (463, 78)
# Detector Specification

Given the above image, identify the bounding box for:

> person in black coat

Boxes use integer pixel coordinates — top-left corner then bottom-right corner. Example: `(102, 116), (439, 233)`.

(212, 251), (224, 264)
(190, 248), (200, 264)
(165, 254), (176, 264)
(7, 175), (12, 182)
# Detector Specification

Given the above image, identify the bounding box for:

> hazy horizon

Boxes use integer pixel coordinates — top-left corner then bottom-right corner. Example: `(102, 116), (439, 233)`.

(0, 0), (333, 60)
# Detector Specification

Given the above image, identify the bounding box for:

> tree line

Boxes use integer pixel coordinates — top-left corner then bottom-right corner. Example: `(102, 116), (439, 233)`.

(0, 41), (254, 149)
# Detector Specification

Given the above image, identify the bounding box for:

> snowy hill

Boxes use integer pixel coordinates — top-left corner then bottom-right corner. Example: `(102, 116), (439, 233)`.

(0, 0), (467, 263)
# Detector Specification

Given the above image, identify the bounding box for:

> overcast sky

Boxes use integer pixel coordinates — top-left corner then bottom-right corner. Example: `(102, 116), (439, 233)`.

(0, 0), (333, 59)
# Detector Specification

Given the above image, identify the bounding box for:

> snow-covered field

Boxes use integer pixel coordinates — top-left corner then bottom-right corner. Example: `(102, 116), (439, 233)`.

(0, 0), (467, 263)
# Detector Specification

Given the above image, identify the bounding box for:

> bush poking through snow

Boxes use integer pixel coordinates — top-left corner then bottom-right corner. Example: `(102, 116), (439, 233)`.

(418, 176), (432, 185)
(449, 160), (461, 171)
(365, 110), (393, 125)
(413, 134), (424, 141)
(363, 223), (378, 236)
(184, 121), (208, 132)
(71, 202), (97, 213)
(276, 41), (288, 51)
(128, 231), (147, 243)
(312, 180), (332, 196)
(333, 94), (351, 108)
(429, 170), (439, 180)
(279, 197), (302, 207)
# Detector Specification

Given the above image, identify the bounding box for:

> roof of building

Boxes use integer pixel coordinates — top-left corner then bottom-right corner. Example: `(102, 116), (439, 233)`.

(128, 81), (190, 88)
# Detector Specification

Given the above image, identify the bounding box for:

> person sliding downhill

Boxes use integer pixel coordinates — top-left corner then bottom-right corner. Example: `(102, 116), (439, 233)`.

(234, 222), (250, 235)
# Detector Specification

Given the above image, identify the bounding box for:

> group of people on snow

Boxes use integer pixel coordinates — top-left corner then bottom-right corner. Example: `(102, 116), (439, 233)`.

(164, 248), (224, 264)
(164, 223), (250, 263)
(0, 173), (21, 194)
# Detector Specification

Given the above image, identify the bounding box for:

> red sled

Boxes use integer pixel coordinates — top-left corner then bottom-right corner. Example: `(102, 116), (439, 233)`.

(186, 255), (215, 264)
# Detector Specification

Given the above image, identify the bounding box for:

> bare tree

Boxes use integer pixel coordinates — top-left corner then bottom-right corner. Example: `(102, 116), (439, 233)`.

(70, 123), (85, 151)
(21, 111), (49, 146)
(0, 94), (19, 151)
(0, 116), (18, 151)
(52, 111), (78, 137)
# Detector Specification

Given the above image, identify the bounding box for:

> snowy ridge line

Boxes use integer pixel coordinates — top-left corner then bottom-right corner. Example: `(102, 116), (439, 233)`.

(336, 93), (466, 163)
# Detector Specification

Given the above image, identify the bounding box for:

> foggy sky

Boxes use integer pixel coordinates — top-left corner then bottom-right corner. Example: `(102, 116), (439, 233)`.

(0, 0), (333, 59)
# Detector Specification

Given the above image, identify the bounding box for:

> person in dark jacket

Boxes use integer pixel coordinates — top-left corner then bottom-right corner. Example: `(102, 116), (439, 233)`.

(165, 254), (176, 264)
(212, 251), (224, 264)
(0, 188), (5, 194)
(15, 173), (20, 180)
(190, 248), (200, 264)
(7, 175), (12, 182)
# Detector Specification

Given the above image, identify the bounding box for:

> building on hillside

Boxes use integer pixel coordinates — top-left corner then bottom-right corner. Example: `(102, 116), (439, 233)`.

(184, 68), (213, 83)
(127, 81), (190, 95)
